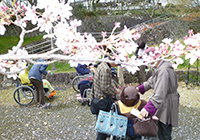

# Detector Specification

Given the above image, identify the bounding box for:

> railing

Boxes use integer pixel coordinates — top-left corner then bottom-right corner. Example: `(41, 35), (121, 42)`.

(25, 39), (56, 54)
(185, 59), (199, 88)
(24, 14), (172, 54)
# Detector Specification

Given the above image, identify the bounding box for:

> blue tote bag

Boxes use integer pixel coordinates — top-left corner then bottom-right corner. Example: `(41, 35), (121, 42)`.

(95, 103), (128, 138)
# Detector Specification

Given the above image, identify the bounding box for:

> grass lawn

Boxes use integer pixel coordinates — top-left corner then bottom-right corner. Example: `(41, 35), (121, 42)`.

(0, 35), (43, 54)
(47, 61), (76, 73)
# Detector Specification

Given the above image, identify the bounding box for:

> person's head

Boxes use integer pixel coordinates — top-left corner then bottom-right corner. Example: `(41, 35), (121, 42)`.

(88, 63), (93, 67)
(23, 62), (29, 71)
(86, 63), (93, 68)
(110, 63), (118, 68)
(104, 54), (118, 67)
(138, 42), (146, 50)
(100, 45), (112, 53)
(45, 59), (51, 62)
(94, 62), (101, 68)
(144, 47), (161, 68)
(120, 86), (140, 107)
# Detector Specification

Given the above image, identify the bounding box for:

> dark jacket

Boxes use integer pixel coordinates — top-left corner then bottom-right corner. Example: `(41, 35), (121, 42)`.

(76, 63), (90, 75)
(78, 76), (93, 89)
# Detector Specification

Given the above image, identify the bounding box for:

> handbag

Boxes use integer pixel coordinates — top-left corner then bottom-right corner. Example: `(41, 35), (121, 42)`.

(95, 103), (128, 138)
(90, 96), (113, 115)
(133, 115), (158, 137)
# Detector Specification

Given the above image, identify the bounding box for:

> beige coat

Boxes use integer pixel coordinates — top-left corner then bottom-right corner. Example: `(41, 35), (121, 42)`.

(143, 61), (180, 127)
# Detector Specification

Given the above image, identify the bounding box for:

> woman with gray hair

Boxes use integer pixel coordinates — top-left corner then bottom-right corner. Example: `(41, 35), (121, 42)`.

(136, 47), (180, 140)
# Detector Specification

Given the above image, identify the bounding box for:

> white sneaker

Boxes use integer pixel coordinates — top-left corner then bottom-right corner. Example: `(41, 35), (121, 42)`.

(41, 103), (51, 109)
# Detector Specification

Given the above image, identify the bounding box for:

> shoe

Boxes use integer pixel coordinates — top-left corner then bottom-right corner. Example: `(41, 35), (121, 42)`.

(48, 90), (56, 98)
(37, 103), (41, 107)
(78, 100), (83, 104)
(41, 103), (51, 109)
(81, 101), (87, 106)
(78, 97), (89, 105)
(48, 96), (53, 100)
(77, 96), (82, 100)
(76, 94), (81, 97)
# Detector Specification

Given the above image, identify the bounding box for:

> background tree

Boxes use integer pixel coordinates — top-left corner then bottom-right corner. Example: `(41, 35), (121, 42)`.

(136, 0), (163, 44)
(91, 0), (100, 11)
(174, 0), (200, 8)
(26, 0), (37, 6)
(1, 0), (37, 6)
(0, 0), (199, 80)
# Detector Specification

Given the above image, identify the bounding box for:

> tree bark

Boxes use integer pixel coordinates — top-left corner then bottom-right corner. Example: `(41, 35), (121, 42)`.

(117, 66), (125, 87)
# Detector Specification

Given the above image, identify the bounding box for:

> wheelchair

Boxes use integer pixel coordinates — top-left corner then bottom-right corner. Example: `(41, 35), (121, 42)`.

(72, 73), (93, 93)
(13, 77), (56, 106)
(72, 66), (118, 93)
(13, 78), (35, 106)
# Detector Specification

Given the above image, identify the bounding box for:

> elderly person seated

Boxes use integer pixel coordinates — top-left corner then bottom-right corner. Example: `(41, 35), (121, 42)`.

(115, 85), (147, 139)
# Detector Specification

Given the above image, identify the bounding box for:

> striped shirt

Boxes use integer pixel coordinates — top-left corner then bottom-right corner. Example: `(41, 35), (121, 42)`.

(93, 62), (117, 98)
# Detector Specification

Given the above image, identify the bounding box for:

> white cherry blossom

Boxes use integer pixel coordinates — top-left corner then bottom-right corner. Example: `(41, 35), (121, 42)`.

(184, 36), (199, 47)
(14, 19), (27, 28)
(0, 23), (6, 35)
(24, 6), (38, 25)
(162, 38), (172, 44)
(0, 0), (200, 79)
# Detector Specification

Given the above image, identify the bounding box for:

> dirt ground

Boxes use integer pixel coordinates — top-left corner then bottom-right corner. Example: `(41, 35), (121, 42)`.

(0, 82), (199, 140)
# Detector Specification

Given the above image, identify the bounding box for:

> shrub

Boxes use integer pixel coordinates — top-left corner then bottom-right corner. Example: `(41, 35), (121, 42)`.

(71, 4), (88, 20)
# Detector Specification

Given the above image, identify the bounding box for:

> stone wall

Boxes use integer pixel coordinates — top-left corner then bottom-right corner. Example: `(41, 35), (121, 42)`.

(3, 15), (200, 47)
(1, 23), (45, 37)
(0, 70), (198, 89)
(137, 19), (200, 45)
(77, 15), (150, 33)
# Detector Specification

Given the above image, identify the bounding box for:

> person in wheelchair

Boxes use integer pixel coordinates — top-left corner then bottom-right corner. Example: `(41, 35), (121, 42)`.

(76, 64), (97, 104)
(18, 68), (56, 99)
(115, 85), (147, 139)
(76, 62), (118, 104)
(18, 68), (34, 88)
(75, 63), (94, 75)
(42, 79), (56, 99)
(76, 75), (93, 104)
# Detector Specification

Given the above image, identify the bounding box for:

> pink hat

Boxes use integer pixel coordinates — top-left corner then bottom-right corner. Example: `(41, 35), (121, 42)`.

(144, 47), (161, 59)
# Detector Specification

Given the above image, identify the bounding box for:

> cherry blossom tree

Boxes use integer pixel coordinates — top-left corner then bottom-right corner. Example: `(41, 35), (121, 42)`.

(0, 0), (200, 80)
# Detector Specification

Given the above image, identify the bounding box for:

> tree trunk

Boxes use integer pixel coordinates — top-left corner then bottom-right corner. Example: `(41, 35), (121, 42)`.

(117, 66), (125, 87)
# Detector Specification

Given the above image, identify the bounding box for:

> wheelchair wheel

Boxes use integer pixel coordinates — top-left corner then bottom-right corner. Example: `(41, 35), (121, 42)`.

(13, 85), (35, 106)
(81, 88), (93, 106)
(72, 75), (86, 93)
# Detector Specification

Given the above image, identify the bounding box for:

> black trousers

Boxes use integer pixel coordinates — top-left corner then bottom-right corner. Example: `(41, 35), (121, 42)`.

(79, 84), (90, 98)
(158, 121), (172, 140)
